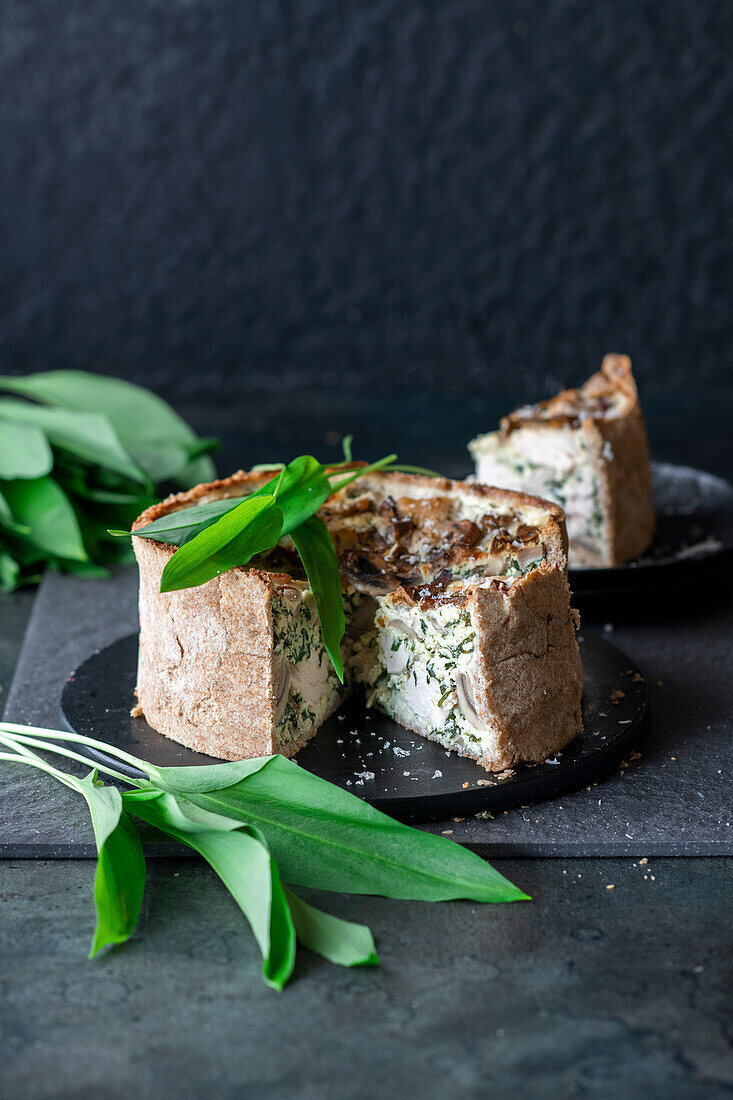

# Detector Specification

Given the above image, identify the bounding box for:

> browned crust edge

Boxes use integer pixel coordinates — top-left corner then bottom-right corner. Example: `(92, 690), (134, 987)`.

(580, 355), (655, 565)
(133, 466), (569, 575)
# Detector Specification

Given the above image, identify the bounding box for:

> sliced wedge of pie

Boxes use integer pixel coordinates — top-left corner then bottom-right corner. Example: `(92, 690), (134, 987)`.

(469, 354), (655, 567)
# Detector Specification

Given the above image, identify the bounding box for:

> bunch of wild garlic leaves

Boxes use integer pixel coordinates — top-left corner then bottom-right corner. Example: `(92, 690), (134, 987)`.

(0, 724), (528, 990)
(0, 371), (217, 591)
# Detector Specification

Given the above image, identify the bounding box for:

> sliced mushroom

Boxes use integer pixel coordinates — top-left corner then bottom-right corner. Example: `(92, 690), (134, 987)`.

(455, 673), (489, 732)
(346, 596), (377, 639)
(384, 647), (409, 675)
(515, 543), (545, 572)
(291, 652), (331, 696)
(379, 634), (409, 675)
(272, 660), (291, 724)
(386, 618), (422, 642)
(340, 551), (400, 596)
(277, 583), (303, 603)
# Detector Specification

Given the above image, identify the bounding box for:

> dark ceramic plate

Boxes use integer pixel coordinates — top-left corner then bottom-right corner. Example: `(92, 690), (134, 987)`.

(60, 632), (646, 823)
(569, 463), (733, 596)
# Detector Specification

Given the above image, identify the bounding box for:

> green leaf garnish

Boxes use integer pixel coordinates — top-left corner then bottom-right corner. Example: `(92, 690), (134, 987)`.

(0, 724), (529, 991)
(156, 754), (527, 904)
(129, 451), (401, 677)
(160, 495), (284, 592)
(290, 516), (346, 682)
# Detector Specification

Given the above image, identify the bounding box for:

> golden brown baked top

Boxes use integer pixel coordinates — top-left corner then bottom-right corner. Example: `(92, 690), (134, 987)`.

(500, 353), (639, 435)
(133, 468), (567, 609)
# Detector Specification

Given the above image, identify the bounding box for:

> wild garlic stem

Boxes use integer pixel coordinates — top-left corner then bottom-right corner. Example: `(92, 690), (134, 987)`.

(0, 749), (84, 795)
(328, 454), (397, 493)
(0, 722), (155, 778)
(0, 730), (146, 787)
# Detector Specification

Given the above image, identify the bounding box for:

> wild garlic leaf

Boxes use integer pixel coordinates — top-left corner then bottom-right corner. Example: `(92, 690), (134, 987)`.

(0, 487), (31, 535)
(160, 494), (284, 592)
(262, 455), (333, 534)
(131, 455), (332, 548)
(0, 551), (20, 592)
(147, 756), (273, 794)
(0, 371), (216, 485)
(77, 773), (147, 958)
(163, 756), (529, 905)
(123, 789), (296, 991)
(0, 418), (53, 479)
(2, 477), (88, 561)
(284, 888), (378, 968)
(128, 497), (245, 545)
(290, 516), (346, 682)
(0, 400), (150, 489)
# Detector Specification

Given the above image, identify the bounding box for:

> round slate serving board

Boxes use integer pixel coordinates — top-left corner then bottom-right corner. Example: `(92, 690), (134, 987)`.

(60, 632), (647, 823)
(569, 463), (733, 596)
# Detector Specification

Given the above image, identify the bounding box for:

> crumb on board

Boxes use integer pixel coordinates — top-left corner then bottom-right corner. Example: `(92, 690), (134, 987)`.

(453, 816), (464, 823)
(462, 781), (469, 789)
(610, 689), (625, 705)
(442, 829), (453, 835)
(476, 779), (491, 787)
(130, 703), (143, 717)
(606, 884), (615, 890)
(475, 810), (494, 821)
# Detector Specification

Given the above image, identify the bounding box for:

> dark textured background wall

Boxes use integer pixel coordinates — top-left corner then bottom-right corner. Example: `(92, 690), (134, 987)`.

(1, 0), (731, 402)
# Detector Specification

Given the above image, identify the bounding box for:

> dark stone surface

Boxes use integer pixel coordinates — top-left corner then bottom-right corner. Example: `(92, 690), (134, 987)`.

(1, 1), (732, 398)
(60, 631), (648, 823)
(1, 392), (732, 1095)
(0, 589), (33, 715)
(1, 857), (732, 1098)
(3, 556), (733, 857)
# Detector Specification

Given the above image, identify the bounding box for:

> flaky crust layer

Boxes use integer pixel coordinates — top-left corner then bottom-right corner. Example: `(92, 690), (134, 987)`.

(580, 355), (655, 566)
(470, 565), (583, 768)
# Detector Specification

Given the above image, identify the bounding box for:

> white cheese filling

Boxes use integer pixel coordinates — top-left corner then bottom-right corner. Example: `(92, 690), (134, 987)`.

(353, 599), (502, 761)
(470, 426), (605, 560)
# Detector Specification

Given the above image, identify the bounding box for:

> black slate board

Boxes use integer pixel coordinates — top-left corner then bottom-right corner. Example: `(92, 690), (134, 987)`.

(4, 569), (733, 856)
(60, 633), (646, 823)
(569, 463), (733, 596)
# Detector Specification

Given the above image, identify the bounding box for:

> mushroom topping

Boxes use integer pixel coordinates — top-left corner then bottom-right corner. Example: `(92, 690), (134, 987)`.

(455, 673), (489, 732)
(445, 519), (482, 550)
(272, 660), (291, 724)
(514, 523), (540, 544)
(408, 569), (455, 606)
(340, 551), (403, 595)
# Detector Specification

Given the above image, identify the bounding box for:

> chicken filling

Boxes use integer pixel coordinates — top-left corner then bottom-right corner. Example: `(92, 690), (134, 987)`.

(266, 486), (549, 756)
(470, 428), (605, 561)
